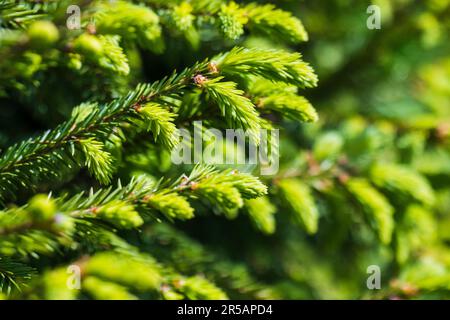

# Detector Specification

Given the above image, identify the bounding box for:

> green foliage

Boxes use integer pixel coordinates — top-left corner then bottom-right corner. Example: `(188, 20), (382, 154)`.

(39, 268), (78, 300)
(278, 179), (319, 235)
(145, 190), (194, 220)
(78, 138), (114, 185)
(346, 178), (394, 244)
(0, 257), (36, 294)
(0, 0), (449, 300)
(180, 275), (228, 300)
(245, 197), (276, 235)
(218, 2), (246, 40)
(396, 205), (437, 265)
(83, 276), (138, 300)
(94, 1), (163, 52)
(27, 20), (59, 48)
(371, 163), (436, 206)
(214, 47), (318, 89)
(245, 3), (308, 43)
(94, 200), (144, 229)
(201, 77), (262, 143)
(85, 252), (161, 291)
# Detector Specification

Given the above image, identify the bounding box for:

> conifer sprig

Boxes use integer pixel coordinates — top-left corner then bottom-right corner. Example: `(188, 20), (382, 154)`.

(0, 62), (206, 203)
(0, 0), (47, 29)
(212, 47), (318, 88)
(0, 47), (317, 204)
(0, 256), (36, 294)
(0, 166), (267, 239)
(0, 165), (267, 293)
(13, 249), (227, 300)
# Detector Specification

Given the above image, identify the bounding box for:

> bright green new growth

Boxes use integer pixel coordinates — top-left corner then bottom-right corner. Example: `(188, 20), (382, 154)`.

(218, 2), (246, 40)
(214, 47), (318, 89)
(95, 200), (144, 229)
(370, 163), (436, 206)
(346, 178), (394, 244)
(181, 275), (228, 300)
(78, 138), (114, 185)
(94, 1), (163, 51)
(85, 252), (162, 291)
(83, 276), (138, 300)
(245, 197), (276, 235)
(145, 191), (194, 220)
(396, 205), (437, 265)
(201, 78), (262, 143)
(278, 179), (319, 235)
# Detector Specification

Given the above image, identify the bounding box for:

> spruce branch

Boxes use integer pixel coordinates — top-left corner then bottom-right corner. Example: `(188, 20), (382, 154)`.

(0, 47), (316, 204)
(0, 166), (267, 245)
(0, 0), (47, 29)
(26, 248), (228, 300)
(245, 3), (309, 43)
(212, 47), (318, 89)
(249, 79), (319, 122)
(200, 77), (262, 143)
(0, 62), (207, 203)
